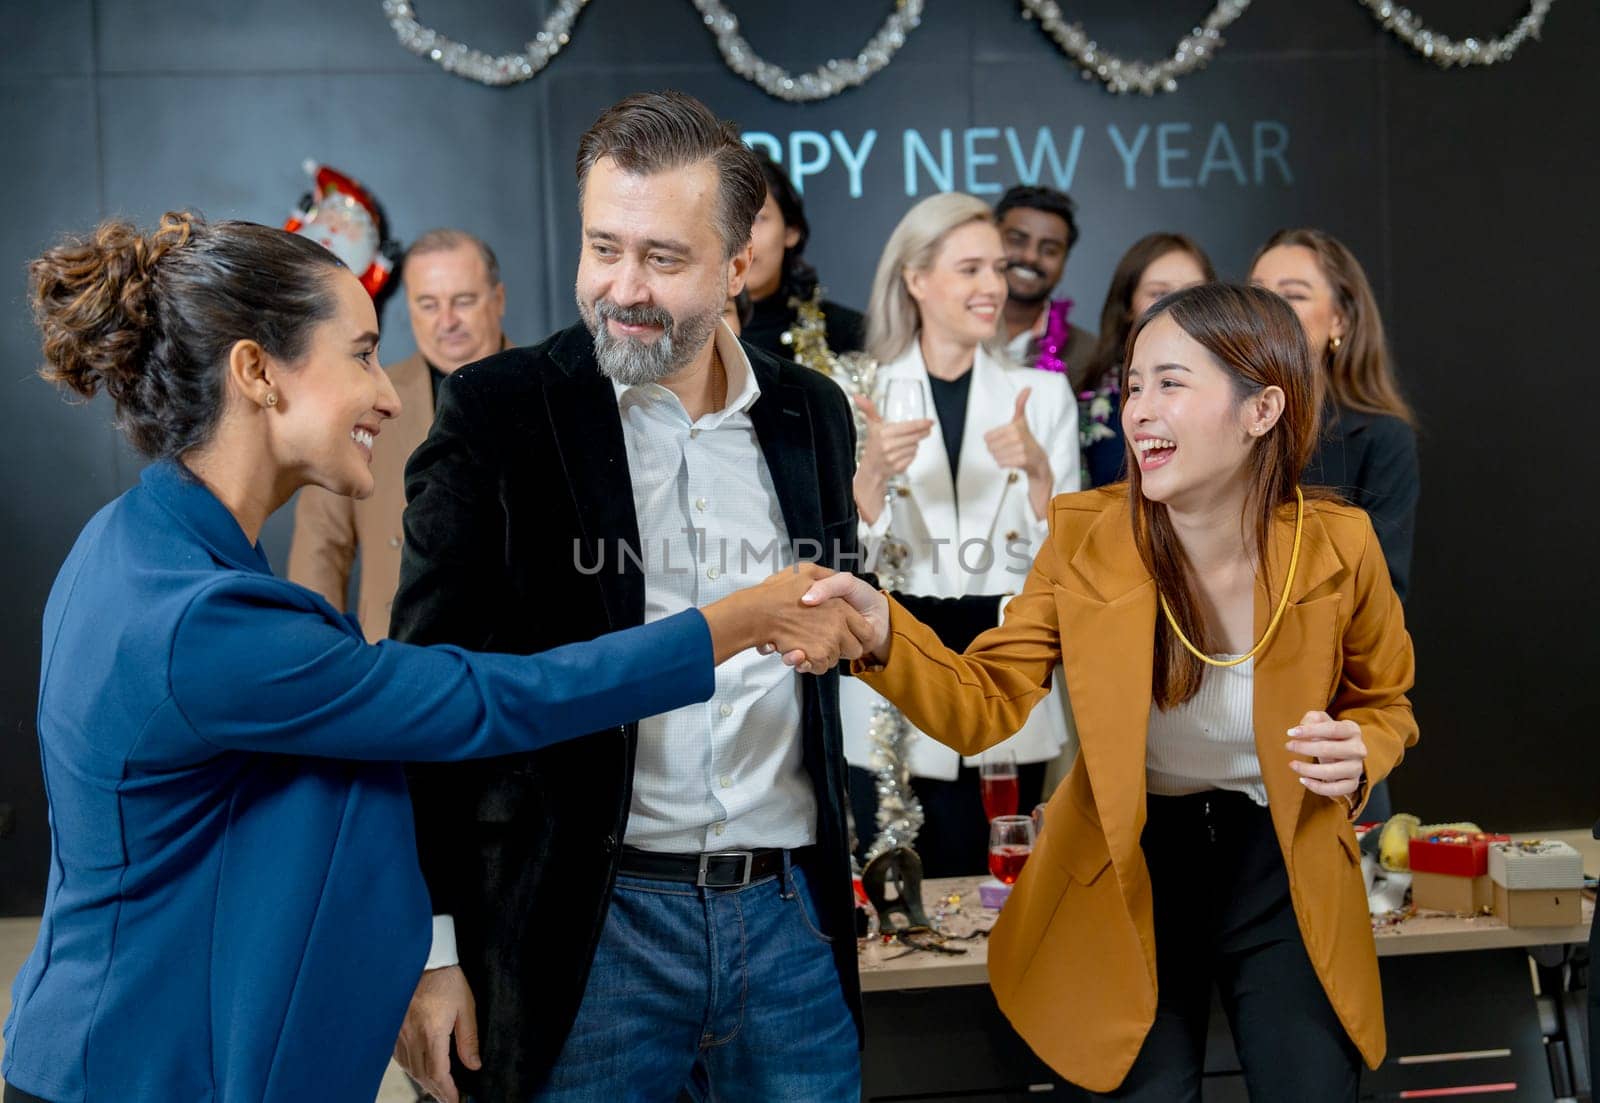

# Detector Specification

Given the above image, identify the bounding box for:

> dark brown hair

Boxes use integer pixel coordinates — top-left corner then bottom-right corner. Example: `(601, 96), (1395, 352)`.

(1080, 231), (1215, 393)
(755, 151), (816, 296)
(29, 211), (344, 458)
(576, 91), (766, 259)
(1253, 228), (1416, 427)
(1122, 283), (1325, 708)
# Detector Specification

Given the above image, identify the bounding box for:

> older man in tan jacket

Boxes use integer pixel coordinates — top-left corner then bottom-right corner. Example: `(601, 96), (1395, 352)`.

(288, 228), (509, 640)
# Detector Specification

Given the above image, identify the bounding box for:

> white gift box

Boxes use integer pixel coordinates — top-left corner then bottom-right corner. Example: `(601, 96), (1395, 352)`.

(1487, 840), (1584, 891)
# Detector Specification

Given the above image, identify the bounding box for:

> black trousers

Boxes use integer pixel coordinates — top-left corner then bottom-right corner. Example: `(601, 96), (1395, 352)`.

(1092, 791), (1360, 1102)
(847, 762), (1046, 879)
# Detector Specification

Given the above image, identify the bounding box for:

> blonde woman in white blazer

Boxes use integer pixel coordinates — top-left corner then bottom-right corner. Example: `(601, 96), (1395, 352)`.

(842, 193), (1081, 875)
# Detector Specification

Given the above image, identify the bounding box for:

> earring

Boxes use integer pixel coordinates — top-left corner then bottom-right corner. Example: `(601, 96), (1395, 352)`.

(1329, 335), (1342, 351)
(265, 392), (278, 407)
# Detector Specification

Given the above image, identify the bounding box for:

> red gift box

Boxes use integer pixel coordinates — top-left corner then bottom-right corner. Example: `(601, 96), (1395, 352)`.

(1408, 832), (1510, 877)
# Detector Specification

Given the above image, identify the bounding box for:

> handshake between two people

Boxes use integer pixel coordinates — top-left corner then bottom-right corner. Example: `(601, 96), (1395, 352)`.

(700, 563), (891, 675)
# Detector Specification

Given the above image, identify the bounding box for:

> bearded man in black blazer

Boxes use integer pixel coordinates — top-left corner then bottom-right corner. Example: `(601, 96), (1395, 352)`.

(388, 92), (998, 1103)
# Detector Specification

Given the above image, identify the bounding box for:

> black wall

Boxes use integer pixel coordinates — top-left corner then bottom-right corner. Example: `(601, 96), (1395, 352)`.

(2, 0), (1594, 914)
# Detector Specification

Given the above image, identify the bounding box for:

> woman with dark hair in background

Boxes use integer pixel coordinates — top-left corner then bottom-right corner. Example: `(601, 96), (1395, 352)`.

(1251, 229), (1418, 824)
(805, 283), (1416, 1101)
(0, 214), (863, 1103)
(1250, 228), (1419, 602)
(740, 152), (867, 367)
(1078, 233), (1216, 488)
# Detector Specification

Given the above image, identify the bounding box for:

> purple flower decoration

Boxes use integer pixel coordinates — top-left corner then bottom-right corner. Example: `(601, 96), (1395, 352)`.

(1034, 298), (1074, 375)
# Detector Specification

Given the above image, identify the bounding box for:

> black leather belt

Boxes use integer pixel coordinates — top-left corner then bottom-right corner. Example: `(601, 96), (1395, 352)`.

(618, 845), (786, 888)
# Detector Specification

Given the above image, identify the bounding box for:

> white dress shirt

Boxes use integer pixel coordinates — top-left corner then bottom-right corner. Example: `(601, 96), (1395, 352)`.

(426, 323), (816, 970)
(612, 323), (816, 854)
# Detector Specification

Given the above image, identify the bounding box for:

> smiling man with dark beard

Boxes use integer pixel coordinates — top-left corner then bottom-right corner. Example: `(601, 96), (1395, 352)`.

(387, 91), (1000, 1103)
(995, 185), (1098, 380)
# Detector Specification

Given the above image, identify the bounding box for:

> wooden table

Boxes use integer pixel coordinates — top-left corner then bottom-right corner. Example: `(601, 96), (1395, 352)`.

(857, 875), (1593, 1102)
(859, 876), (1593, 991)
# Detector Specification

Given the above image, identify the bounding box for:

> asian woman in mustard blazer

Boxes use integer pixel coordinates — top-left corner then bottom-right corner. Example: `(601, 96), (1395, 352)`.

(799, 282), (1417, 1100)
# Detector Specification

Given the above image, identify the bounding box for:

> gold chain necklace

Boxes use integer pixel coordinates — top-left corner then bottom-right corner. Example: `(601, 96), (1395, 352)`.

(1158, 486), (1304, 669)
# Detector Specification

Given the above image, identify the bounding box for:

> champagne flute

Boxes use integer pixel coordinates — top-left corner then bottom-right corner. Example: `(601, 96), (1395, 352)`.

(988, 815), (1035, 885)
(979, 747), (1019, 822)
(880, 378), (927, 495)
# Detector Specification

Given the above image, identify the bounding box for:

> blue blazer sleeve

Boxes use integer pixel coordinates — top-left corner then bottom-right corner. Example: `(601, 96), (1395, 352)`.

(169, 574), (714, 760)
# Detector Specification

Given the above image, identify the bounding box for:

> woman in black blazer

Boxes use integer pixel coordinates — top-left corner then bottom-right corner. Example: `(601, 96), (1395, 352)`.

(1252, 229), (1419, 822)
(1251, 229), (1419, 603)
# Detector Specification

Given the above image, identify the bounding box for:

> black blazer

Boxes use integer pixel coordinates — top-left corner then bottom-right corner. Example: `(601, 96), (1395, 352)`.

(1304, 403), (1419, 602)
(390, 323), (995, 1103)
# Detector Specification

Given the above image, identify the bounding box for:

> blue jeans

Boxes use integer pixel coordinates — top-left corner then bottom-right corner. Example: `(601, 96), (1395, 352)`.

(531, 856), (860, 1102)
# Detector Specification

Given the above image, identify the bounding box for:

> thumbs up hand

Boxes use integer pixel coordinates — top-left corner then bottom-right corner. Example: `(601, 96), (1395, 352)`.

(984, 387), (1048, 476)
(1010, 388), (1032, 424)
(983, 386), (1055, 521)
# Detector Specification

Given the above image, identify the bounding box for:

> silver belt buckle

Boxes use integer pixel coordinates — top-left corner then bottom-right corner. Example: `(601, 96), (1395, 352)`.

(697, 850), (755, 887)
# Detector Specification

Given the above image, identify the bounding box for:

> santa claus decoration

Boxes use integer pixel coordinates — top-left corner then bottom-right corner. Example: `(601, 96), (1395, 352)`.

(284, 160), (399, 299)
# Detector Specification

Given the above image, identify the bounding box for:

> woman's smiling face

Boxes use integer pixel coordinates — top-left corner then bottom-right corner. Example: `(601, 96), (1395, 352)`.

(266, 268), (398, 500)
(1123, 311), (1270, 508)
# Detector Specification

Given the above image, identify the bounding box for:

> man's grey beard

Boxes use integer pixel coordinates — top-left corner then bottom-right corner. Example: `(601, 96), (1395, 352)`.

(579, 293), (725, 386)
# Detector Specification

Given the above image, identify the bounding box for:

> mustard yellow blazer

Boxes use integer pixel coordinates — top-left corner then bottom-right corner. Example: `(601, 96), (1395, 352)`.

(858, 487), (1417, 1092)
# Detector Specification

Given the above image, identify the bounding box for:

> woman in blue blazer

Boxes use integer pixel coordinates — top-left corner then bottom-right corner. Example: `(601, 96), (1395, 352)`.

(1, 213), (866, 1103)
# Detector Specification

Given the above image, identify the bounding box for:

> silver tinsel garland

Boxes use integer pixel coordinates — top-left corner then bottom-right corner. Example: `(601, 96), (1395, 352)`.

(832, 352), (926, 864)
(1019, 0), (1252, 96)
(692, 0), (924, 103)
(384, 0), (1556, 97)
(1357, 0), (1551, 67)
(861, 640), (925, 862)
(381, 0), (590, 87)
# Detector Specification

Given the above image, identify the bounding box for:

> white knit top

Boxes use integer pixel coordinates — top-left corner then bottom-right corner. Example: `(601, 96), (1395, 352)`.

(1145, 656), (1267, 807)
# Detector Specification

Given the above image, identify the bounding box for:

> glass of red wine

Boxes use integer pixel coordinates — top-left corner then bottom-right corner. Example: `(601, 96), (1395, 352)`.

(988, 815), (1035, 885)
(979, 748), (1019, 821)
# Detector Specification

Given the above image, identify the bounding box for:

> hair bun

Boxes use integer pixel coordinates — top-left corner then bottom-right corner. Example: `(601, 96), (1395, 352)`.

(29, 210), (199, 401)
